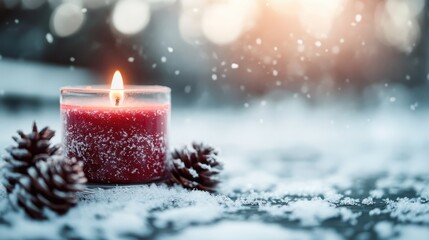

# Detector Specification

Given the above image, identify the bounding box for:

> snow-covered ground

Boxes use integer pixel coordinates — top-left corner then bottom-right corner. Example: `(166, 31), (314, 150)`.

(0, 99), (428, 239)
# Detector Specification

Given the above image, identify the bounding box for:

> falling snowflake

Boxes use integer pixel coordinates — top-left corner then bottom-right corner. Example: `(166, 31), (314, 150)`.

(355, 14), (362, 23)
(184, 85), (192, 93)
(272, 70), (278, 76)
(46, 33), (54, 44)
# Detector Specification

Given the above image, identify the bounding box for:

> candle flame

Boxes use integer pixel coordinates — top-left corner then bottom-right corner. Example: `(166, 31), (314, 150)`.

(110, 70), (124, 106)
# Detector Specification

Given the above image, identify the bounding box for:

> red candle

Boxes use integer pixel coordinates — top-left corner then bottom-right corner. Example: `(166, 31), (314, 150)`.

(60, 71), (170, 184)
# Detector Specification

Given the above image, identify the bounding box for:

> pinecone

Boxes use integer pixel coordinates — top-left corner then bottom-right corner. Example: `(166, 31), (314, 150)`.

(10, 156), (87, 219)
(167, 142), (223, 192)
(2, 122), (61, 193)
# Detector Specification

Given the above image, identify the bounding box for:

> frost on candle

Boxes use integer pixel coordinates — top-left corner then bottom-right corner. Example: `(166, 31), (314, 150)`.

(60, 72), (171, 184)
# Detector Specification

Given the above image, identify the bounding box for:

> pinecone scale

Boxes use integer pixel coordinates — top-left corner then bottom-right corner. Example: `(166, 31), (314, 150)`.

(12, 157), (87, 219)
(167, 143), (222, 192)
(2, 122), (61, 193)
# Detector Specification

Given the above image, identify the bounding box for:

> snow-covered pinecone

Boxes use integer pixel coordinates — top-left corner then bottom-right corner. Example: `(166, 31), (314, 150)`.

(1, 122), (61, 193)
(167, 142), (222, 192)
(10, 156), (87, 219)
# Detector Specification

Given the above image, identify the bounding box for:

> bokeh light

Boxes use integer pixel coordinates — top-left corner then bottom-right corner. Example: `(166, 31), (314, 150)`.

(178, 0), (206, 43)
(201, 2), (244, 45)
(112, 0), (150, 36)
(83, 0), (110, 9)
(22, 0), (46, 10)
(179, 10), (203, 44)
(177, 0), (260, 45)
(50, 2), (85, 37)
(298, 0), (346, 39)
(375, 0), (423, 53)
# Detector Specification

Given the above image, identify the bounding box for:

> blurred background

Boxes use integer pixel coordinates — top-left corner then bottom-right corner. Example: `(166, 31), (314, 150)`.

(0, 0), (428, 110)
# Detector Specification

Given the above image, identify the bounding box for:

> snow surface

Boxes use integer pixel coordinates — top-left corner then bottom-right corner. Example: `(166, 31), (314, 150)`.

(0, 99), (429, 239)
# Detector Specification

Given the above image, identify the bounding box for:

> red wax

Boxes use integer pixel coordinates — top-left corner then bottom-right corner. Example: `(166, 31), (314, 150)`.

(61, 103), (170, 184)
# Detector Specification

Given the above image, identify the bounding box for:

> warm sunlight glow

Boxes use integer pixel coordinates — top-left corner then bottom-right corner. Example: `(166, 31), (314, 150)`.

(109, 70), (124, 106)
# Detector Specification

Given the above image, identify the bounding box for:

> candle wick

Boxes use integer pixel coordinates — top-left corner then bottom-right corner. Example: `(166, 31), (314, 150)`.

(115, 97), (120, 106)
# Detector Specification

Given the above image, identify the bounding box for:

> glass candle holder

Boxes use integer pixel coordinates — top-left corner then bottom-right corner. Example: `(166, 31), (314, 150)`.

(60, 85), (170, 184)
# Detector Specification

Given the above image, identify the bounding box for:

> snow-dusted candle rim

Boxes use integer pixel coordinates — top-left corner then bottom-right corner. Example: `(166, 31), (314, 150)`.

(61, 85), (171, 94)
